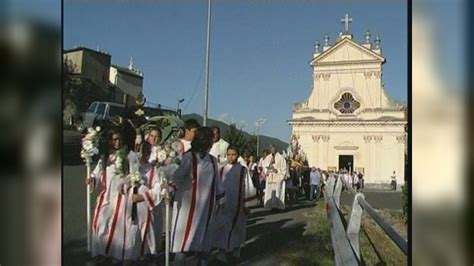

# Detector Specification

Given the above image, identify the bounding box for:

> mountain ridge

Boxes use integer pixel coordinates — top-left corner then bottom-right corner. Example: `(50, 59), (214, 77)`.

(182, 113), (289, 153)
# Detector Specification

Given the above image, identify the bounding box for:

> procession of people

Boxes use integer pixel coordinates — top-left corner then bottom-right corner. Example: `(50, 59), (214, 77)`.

(82, 113), (366, 265)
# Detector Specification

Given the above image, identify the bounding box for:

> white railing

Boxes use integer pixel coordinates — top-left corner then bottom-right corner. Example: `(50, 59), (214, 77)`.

(323, 174), (407, 265)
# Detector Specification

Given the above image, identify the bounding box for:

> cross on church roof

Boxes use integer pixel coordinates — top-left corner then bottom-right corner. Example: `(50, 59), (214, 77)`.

(341, 13), (353, 33)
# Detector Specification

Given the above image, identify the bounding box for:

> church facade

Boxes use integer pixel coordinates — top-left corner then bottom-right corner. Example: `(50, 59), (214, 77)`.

(288, 14), (407, 186)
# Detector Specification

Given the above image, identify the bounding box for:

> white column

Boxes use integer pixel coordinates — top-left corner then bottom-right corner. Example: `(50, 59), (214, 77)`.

(370, 135), (375, 183)
(364, 136), (371, 179)
(324, 135), (330, 170)
(397, 135), (406, 186)
(375, 136), (383, 184)
(312, 134), (319, 167)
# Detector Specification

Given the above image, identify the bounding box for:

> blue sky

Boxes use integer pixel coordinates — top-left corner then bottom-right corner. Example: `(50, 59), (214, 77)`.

(64, 1), (408, 141)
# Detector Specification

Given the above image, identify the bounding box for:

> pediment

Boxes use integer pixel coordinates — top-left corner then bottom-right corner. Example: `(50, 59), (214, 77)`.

(310, 38), (385, 65)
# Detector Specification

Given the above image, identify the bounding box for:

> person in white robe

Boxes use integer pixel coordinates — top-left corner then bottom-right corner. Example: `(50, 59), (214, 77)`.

(125, 141), (168, 260)
(256, 150), (269, 206)
(176, 119), (200, 155)
(210, 147), (257, 263)
(144, 127), (167, 254)
(209, 126), (229, 167)
(87, 129), (130, 262)
(262, 145), (287, 210)
(243, 153), (257, 184)
(168, 127), (225, 265)
(146, 127), (161, 165)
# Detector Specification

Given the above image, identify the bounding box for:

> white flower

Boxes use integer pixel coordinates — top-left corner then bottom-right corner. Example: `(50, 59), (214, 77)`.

(95, 126), (101, 132)
(87, 127), (93, 134)
(129, 172), (142, 184)
(91, 147), (99, 155)
(168, 150), (176, 158)
(135, 134), (142, 145)
(171, 142), (179, 151)
(135, 109), (145, 116)
(83, 140), (93, 151)
(157, 150), (167, 163)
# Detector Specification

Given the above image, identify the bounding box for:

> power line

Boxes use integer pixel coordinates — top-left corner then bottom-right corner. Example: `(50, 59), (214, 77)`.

(183, 61), (205, 112)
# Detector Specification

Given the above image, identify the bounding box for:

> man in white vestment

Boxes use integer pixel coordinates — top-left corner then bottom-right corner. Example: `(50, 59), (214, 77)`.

(262, 145), (287, 210)
(209, 126), (229, 167)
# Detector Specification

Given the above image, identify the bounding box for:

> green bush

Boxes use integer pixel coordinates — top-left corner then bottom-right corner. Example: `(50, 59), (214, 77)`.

(401, 184), (408, 224)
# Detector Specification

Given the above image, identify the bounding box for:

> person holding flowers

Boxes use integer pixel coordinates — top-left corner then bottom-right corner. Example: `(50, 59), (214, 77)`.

(87, 128), (130, 262)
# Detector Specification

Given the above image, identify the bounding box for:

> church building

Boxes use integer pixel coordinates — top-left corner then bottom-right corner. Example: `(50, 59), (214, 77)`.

(288, 14), (407, 187)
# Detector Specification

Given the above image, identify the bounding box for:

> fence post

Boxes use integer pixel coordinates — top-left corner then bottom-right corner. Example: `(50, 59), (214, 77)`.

(326, 175), (335, 198)
(347, 193), (365, 260)
(324, 176), (359, 266)
(333, 177), (343, 209)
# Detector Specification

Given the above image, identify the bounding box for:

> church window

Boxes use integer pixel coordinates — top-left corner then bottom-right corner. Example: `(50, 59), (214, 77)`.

(334, 92), (360, 114)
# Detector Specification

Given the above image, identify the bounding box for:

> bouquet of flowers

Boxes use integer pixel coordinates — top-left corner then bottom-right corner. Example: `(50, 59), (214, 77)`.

(114, 147), (129, 177)
(155, 141), (182, 167)
(128, 171), (142, 186)
(80, 127), (101, 164)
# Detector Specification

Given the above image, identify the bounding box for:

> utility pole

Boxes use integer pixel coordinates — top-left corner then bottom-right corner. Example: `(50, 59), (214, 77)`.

(255, 118), (266, 157)
(203, 0), (212, 126)
(177, 98), (184, 118)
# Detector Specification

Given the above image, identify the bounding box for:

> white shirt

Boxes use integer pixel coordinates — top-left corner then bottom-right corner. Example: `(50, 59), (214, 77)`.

(310, 170), (320, 185)
(209, 138), (229, 164)
(180, 139), (192, 154)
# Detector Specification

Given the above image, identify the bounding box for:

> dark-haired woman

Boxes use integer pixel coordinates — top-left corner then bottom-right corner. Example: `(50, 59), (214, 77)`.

(87, 129), (129, 262)
(168, 126), (225, 265)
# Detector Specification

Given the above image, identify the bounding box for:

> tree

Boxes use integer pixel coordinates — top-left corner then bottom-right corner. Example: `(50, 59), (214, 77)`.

(223, 123), (253, 156)
(62, 58), (109, 126)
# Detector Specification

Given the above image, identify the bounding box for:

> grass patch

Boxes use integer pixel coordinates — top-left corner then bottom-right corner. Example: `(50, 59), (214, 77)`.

(341, 206), (407, 265)
(278, 202), (334, 265)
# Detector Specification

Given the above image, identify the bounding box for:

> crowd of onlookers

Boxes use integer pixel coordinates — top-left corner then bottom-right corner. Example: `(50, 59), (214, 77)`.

(281, 166), (365, 206)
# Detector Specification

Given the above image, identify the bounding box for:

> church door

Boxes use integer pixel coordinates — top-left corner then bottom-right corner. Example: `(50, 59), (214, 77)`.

(338, 155), (354, 173)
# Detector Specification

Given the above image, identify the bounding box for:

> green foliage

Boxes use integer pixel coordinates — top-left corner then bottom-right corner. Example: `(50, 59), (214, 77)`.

(223, 123), (256, 157)
(401, 184), (408, 224)
(63, 58), (109, 118)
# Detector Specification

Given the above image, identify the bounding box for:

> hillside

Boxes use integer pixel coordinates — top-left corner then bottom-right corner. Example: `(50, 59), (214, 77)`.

(182, 113), (288, 153)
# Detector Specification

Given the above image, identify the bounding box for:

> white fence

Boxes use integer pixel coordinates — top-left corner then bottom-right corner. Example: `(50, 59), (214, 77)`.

(323, 174), (407, 265)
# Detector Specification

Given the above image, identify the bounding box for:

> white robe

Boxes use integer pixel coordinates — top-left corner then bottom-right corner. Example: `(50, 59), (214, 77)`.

(90, 153), (130, 260)
(169, 152), (225, 253)
(137, 162), (164, 256)
(262, 153), (287, 210)
(209, 138), (229, 167)
(210, 163), (257, 251)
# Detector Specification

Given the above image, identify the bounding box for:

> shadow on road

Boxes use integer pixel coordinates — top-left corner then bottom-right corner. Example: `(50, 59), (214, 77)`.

(243, 219), (306, 263)
(63, 238), (89, 266)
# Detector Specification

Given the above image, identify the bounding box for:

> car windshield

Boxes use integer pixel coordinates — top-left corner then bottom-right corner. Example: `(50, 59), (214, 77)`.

(96, 103), (106, 116)
(108, 105), (124, 117)
(88, 103), (97, 112)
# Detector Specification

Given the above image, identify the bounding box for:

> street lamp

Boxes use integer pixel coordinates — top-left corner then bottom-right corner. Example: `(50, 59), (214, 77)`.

(255, 118), (266, 158)
(177, 98), (185, 111)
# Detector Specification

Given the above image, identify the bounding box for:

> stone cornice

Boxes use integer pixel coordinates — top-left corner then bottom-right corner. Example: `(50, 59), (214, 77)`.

(288, 120), (406, 127)
(309, 37), (385, 65)
(313, 59), (382, 67)
(293, 107), (405, 113)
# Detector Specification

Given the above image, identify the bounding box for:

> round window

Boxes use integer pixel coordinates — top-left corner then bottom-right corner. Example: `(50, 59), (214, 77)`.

(334, 92), (361, 114)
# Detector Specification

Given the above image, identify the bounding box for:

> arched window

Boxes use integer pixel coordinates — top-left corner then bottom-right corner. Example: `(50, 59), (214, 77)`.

(334, 92), (360, 114)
